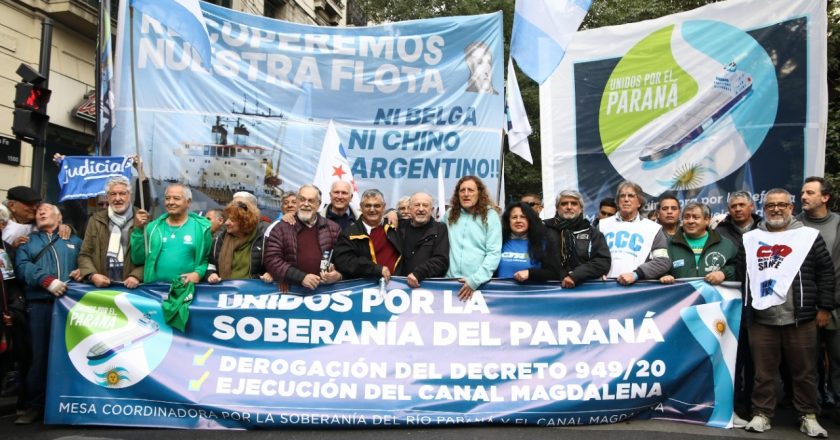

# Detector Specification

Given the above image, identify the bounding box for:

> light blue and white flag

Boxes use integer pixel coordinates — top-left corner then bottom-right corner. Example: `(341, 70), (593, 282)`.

(129, 0), (212, 67)
(505, 58), (532, 163)
(97, 0), (115, 153)
(510, 0), (591, 84)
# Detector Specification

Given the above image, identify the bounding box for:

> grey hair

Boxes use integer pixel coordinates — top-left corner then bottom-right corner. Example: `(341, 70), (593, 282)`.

(409, 192), (434, 206)
(330, 180), (352, 193)
(728, 191), (754, 205)
(555, 189), (584, 210)
(682, 202), (711, 219)
(361, 189), (385, 203)
(298, 184), (322, 200)
(615, 180), (646, 206)
(105, 176), (132, 194)
(39, 203), (61, 216)
(0, 204), (10, 224)
(398, 195), (411, 205)
(232, 191), (257, 206)
(205, 209), (225, 221)
(763, 188), (792, 202)
(166, 183), (192, 202)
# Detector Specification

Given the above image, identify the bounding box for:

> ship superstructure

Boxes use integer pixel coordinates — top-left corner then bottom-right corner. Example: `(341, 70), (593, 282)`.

(638, 62), (753, 162)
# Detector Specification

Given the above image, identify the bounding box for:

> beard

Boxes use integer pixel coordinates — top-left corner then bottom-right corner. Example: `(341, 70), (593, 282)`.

(297, 209), (315, 224)
(766, 215), (791, 229)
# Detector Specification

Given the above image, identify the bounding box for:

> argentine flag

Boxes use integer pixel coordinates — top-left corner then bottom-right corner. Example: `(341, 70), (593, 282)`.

(680, 297), (741, 428)
(510, 0), (591, 84)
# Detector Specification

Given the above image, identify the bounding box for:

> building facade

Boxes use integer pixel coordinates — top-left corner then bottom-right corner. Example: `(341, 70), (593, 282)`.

(0, 0), (365, 201)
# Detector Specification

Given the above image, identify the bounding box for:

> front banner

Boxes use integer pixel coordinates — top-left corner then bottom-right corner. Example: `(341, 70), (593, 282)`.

(46, 278), (741, 429)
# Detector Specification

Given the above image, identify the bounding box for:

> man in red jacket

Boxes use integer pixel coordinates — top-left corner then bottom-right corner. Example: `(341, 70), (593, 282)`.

(263, 184), (342, 291)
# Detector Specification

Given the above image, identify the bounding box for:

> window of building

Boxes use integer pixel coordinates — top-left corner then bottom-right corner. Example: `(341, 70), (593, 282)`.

(205, 0), (232, 8)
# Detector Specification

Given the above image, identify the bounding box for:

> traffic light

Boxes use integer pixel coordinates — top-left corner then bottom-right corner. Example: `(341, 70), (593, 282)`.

(11, 63), (50, 142)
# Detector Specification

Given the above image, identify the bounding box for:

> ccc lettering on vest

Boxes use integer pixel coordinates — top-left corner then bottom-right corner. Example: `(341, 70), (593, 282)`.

(605, 231), (644, 252)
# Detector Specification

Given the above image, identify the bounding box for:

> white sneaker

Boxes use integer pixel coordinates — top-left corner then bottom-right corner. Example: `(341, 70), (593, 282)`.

(800, 414), (828, 438)
(745, 414), (772, 433)
(733, 414), (749, 428)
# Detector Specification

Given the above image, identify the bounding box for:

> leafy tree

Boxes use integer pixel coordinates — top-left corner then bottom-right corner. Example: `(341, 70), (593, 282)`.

(825, 0), (840, 209)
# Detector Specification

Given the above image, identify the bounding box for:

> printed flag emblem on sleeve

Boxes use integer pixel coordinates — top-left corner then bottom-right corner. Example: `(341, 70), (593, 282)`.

(510, 0), (591, 84)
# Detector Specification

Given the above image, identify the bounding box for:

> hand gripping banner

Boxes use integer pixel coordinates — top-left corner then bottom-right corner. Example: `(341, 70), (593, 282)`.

(47, 279), (741, 429)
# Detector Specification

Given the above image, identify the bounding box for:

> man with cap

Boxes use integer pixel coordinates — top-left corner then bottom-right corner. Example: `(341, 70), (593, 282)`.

(3, 186), (42, 248)
(3, 186), (72, 248)
(544, 190), (611, 287)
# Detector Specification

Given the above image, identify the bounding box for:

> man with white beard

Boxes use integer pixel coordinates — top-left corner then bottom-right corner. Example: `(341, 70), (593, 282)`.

(78, 176), (143, 288)
(543, 190), (611, 288)
(264, 184), (343, 291)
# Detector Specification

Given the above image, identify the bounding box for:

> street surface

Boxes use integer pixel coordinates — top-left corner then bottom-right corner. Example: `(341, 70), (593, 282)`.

(0, 405), (815, 440)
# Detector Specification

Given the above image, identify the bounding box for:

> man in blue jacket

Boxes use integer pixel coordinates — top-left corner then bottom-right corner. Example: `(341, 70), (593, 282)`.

(14, 203), (82, 424)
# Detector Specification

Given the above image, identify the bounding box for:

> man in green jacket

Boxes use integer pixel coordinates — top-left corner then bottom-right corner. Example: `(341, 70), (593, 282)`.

(660, 202), (738, 285)
(130, 183), (211, 283)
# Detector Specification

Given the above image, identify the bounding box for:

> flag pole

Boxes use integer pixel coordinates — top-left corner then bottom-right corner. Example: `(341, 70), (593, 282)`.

(129, 6), (148, 254)
(94, 0), (102, 156)
(497, 128), (505, 205)
(128, 7), (145, 213)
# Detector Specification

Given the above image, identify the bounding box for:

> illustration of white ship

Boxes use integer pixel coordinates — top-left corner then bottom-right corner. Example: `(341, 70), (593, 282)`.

(86, 313), (160, 361)
(638, 62), (753, 162)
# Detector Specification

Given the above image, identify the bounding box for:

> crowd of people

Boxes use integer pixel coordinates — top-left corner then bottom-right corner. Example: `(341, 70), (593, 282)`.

(0, 174), (837, 438)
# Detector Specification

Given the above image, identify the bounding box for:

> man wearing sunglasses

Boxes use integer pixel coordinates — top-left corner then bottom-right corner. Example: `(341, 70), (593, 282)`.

(520, 193), (543, 216)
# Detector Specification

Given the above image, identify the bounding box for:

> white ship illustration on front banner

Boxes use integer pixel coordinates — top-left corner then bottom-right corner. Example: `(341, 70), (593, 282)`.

(638, 62), (753, 162)
(86, 313), (160, 361)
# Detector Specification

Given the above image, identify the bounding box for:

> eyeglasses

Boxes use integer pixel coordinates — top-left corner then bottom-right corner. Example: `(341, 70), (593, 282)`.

(297, 197), (319, 206)
(526, 201), (542, 207)
(764, 202), (791, 211)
